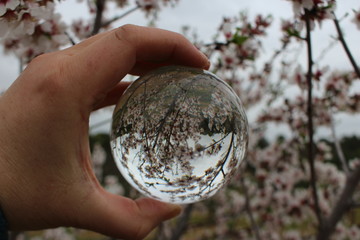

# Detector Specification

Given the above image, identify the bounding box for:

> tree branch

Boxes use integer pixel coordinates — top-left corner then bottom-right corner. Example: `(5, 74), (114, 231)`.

(102, 6), (140, 28)
(305, 12), (323, 228)
(329, 112), (350, 175)
(91, 0), (106, 36)
(65, 31), (76, 46)
(317, 165), (360, 240)
(333, 14), (360, 79)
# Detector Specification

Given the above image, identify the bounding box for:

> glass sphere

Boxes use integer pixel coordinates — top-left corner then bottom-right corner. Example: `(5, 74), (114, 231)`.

(110, 65), (248, 204)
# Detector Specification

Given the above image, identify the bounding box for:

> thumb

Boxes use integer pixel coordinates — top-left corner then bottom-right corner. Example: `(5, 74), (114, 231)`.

(76, 190), (182, 240)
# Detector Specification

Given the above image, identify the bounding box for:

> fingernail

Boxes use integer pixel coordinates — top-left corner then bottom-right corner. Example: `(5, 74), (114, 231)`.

(199, 51), (210, 69)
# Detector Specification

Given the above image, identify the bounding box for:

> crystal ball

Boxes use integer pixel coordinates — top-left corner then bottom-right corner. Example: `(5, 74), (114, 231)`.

(110, 65), (248, 204)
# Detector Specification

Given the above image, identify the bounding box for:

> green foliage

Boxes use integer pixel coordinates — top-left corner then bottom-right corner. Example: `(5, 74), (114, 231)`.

(231, 31), (249, 45)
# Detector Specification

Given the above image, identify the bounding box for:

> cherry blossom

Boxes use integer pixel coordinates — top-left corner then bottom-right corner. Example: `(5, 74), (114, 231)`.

(71, 19), (92, 40)
(0, 0), (19, 17)
(0, 0), (69, 61)
(219, 17), (234, 40)
(286, 0), (336, 31)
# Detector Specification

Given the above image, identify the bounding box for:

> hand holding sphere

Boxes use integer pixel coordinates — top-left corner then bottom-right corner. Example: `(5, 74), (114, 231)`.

(0, 25), (211, 239)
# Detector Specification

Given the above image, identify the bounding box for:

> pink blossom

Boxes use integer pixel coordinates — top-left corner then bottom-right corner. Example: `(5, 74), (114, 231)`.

(71, 19), (92, 40)
(220, 18), (233, 40)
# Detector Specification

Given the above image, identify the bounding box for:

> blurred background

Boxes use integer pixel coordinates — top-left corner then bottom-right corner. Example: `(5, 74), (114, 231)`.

(1, 0), (360, 239)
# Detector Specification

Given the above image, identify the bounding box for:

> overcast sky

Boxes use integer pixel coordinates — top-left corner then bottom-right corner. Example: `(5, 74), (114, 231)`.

(1, 0), (359, 137)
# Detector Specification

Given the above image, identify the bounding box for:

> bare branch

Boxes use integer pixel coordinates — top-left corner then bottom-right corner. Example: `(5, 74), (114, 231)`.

(65, 31), (76, 46)
(317, 165), (360, 240)
(333, 14), (360, 79)
(304, 11), (323, 227)
(102, 6), (140, 28)
(329, 112), (350, 175)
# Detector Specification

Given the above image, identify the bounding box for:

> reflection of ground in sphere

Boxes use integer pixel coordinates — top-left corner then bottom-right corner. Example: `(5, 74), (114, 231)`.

(111, 65), (248, 204)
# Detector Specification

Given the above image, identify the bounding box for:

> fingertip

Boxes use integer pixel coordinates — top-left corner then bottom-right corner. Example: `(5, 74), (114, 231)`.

(204, 59), (211, 70)
(135, 198), (182, 220)
(166, 203), (182, 219)
(197, 50), (211, 70)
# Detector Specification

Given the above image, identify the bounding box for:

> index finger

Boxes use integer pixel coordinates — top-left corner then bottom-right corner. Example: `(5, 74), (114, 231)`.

(71, 24), (210, 105)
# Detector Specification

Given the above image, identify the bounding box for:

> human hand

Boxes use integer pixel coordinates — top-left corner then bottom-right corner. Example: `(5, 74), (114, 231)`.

(0, 24), (209, 239)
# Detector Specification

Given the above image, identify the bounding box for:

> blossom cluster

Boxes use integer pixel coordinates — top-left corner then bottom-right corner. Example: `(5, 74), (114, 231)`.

(0, 0), (181, 62)
(215, 14), (272, 69)
(200, 14), (273, 109)
(0, 0), (68, 61)
(192, 4), (360, 239)
(282, 0), (336, 36)
(288, 0), (336, 20)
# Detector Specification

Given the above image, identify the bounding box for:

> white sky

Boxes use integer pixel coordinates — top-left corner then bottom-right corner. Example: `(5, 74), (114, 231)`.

(1, 0), (359, 138)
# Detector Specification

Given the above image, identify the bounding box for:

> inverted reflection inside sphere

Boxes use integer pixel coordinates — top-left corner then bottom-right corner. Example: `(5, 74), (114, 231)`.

(111, 65), (248, 204)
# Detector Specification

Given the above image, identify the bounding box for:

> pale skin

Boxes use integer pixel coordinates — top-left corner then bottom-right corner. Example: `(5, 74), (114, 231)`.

(0, 24), (210, 239)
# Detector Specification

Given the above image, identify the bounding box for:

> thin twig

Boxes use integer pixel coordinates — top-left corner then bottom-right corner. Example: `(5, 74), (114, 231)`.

(102, 6), (140, 28)
(65, 31), (76, 46)
(329, 112), (350, 175)
(314, 38), (337, 65)
(333, 14), (360, 79)
(304, 11), (323, 228)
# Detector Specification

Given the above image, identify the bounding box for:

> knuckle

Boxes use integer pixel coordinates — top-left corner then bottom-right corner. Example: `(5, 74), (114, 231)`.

(25, 53), (68, 98)
(27, 52), (52, 67)
(114, 24), (137, 43)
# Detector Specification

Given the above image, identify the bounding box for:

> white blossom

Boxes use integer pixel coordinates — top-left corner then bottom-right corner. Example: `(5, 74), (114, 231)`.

(0, 0), (20, 16)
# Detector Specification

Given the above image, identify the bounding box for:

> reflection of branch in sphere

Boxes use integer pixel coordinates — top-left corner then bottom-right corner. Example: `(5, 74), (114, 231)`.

(111, 65), (248, 204)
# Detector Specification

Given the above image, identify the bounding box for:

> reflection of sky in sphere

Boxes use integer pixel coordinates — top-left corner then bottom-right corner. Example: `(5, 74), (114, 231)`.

(113, 133), (235, 203)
